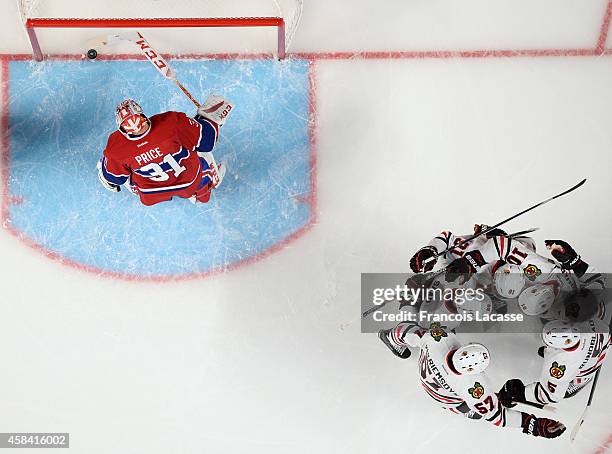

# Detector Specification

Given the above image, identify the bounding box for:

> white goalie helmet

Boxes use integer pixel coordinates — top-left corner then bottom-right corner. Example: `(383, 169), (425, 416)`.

(115, 99), (151, 139)
(518, 284), (556, 316)
(452, 343), (490, 375)
(542, 320), (581, 349)
(494, 263), (526, 299)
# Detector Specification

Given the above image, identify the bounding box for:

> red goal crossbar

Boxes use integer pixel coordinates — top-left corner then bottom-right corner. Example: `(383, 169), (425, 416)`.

(25, 17), (287, 61)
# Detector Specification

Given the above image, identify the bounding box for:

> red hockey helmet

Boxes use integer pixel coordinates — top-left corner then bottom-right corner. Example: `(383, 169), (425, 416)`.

(115, 99), (150, 138)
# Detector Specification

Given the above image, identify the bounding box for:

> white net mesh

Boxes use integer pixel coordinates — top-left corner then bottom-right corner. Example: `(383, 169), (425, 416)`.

(17, 0), (303, 49)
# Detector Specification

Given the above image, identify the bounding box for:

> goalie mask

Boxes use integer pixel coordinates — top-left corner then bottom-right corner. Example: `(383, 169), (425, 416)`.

(116, 99), (151, 139)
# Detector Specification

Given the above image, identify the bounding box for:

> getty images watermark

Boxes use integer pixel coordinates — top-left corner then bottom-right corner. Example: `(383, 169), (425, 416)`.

(369, 281), (523, 324)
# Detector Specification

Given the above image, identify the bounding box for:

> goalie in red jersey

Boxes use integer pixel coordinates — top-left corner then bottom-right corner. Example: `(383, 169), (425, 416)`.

(97, 95), (233, 206)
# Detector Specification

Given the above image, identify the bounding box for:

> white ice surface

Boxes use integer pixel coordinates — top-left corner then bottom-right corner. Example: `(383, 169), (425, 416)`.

(2, 1), (612, 453)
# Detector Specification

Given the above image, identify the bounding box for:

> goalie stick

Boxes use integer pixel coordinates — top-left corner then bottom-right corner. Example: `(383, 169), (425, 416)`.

(422, 179), (586, 266)
(86, 32), (223, 183)
(86, 32), (202, 108)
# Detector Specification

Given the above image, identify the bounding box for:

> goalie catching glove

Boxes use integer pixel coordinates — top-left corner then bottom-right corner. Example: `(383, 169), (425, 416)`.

(196, 94), (233, 128)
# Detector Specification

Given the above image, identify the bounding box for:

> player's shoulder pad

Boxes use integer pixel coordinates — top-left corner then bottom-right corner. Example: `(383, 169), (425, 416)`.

(150, 110), (181, 123)
(155, 111), (193, 129)
(104, 130), (127, 157)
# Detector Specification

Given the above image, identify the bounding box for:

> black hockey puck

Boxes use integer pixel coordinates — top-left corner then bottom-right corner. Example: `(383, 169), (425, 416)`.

(86, 49), (98, 60)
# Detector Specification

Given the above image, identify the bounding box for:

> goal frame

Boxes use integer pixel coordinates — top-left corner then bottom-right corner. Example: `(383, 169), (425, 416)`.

(24, 17), (287, 61)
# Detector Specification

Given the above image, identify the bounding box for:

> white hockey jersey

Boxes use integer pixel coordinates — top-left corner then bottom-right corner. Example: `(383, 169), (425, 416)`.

(427, 229), (605, 303)
(428, 230), (536, 269)
(398, 323), (523, 428)
(526, 319), (610, 404)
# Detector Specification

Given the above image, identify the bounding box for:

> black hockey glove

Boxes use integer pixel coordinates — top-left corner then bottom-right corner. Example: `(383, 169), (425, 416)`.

(564, 289), (598, 322)
(521, 413), (566, 439)
(410, 246), (437, 273)
(445, 250), (486, 283)
(399, 272), (436, 308)
(498, 378), (526, 408)
(544, 240), (589, 277)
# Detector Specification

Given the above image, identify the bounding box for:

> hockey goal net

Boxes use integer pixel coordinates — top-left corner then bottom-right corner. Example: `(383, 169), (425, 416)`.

(16, 0), (303, 61)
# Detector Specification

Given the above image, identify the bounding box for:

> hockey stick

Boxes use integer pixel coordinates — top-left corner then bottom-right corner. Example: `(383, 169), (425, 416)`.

(514, 400), (557, 415)
(86, 32), (202, 108)
(131, 33), (202, 109)
(569, 316), (612, 441)
(507, 227), (539, 239)
(422, 179), (586, 266)
(569, 369), (601, 442)
(87, 32), (223, 185)
(517, 399), (545, 410)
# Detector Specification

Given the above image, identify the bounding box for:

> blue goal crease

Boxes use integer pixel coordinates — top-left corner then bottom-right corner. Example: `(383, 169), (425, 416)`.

(6, 58), (313, 278)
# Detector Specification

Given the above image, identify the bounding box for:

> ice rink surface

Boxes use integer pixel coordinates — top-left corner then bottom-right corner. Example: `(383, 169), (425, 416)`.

(1, 1), (612, 453)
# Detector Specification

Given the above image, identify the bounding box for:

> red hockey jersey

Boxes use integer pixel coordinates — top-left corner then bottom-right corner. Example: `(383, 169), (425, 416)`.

(100, 111), (218, 204)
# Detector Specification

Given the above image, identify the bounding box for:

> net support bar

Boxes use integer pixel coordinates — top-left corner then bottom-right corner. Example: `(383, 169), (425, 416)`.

(25, 17), (286, 61)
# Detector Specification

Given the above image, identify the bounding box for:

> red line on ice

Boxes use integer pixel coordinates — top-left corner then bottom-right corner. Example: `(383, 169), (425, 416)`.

(596, 0), (612, 53)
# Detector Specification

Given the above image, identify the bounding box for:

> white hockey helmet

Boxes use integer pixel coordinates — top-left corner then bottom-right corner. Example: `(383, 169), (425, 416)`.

(518, 284), (556, 316)
(116, 99), (150, 138)
(542, 320), (581, 349)
(494, 263), (526, 299)
(458, 292), (493, 318)
(452, 343), (490, 375)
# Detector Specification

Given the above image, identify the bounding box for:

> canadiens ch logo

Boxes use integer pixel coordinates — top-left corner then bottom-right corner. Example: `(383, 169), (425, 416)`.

(549, 361), (566, 379)
(523, 264), (542, 282)
(468, 382), (485, 399)
(429, 322), (447, 342)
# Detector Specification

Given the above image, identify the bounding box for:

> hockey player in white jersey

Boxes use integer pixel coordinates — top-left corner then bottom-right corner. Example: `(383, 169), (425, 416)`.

(410, 226), (604, 314)
(379, 322), (566, 438)
(499, 319), (610, 406)
(409, 224), (513, 275)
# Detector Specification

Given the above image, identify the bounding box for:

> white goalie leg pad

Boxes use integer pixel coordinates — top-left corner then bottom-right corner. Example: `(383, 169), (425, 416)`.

(197, 94), (234, 127)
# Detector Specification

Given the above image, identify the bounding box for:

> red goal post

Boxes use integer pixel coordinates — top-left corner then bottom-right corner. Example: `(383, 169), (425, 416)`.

(16, 0), (303, 61)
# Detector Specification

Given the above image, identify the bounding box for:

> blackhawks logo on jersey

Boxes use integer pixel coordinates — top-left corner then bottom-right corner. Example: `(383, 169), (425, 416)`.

(429, 322), (448, 342)
(523, 264), (542, 282)
(468, 382), (485, 399)
(550, 361), (566, 379)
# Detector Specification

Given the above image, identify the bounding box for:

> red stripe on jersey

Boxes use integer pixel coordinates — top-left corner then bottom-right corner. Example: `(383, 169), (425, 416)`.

(578, 352), (607, 377)
(421, 382), (463, 404)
